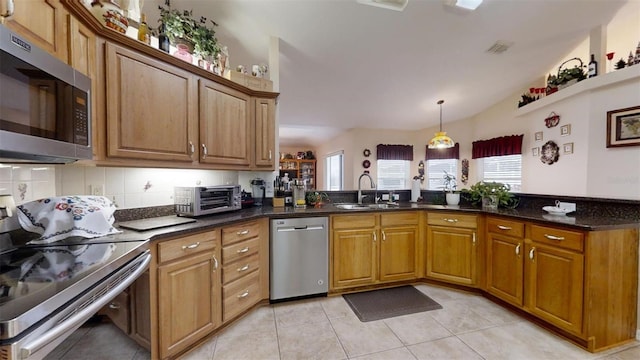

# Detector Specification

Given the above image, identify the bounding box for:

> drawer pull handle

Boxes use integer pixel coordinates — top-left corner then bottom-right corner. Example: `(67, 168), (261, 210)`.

(237, 230), (250, 235)
(515, 243), (521, 255)
(373, 231), (377, 242)
(108, 302), (120, 310)
(529, 247), (535, 260)
(237, 247), (250, 253)
(443, 218), (458, 223)
(497, 225), (512, 230)
(544, 234), (565, 241)
(212, 255), (219, 270)
(237, 290), (250, 299)
(182, 242), (200, 250)
(237, 264), (250, 272)
(382, 231), (386, 241)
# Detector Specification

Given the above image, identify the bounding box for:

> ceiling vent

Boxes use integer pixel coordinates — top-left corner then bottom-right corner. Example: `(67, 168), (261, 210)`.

(486, 41), (514, 54)
(357, 0), (409, 12)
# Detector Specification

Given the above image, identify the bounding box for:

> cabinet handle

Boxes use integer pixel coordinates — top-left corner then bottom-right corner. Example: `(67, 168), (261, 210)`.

(201, 144), (208, 159)
(373, 231), (377, 242)
(237, 247), (250, 253)
(529, 247), (535, 260)
(544, 234), (565, 241)
(182, 242), (200, 250)
(237, 290), (250, 299)
(443, 218), (458, 223)
(212, 255), (219, 270)
(497, 225), (512, 230)
(382, 231), (386, 241)
(237, 264), (250, 272)
(108, 302), (120, 310)
(237, 230), (250, 235)
(188, 141), (195, 156)
(269, 150), (272, 160)
(472, 232), (476, 245)
(515, 243), (521, 255)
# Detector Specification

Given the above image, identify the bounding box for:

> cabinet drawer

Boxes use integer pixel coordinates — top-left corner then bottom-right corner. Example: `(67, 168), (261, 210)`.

(487, 217), (525, 238)
(332, 214), (376, 230)
(530, 225), (584, 252)
(222, 221), (261, 246)
(380, 211), (419, 227)
(158, 231), (217, 264)
(222, 236), (259, 264)
(427, 212), (477, 229)
(223, 270), (261, 321)
(222, 253), (260, 284)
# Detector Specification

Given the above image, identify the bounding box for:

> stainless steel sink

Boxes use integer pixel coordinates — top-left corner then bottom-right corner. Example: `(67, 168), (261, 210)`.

(334, 203), (398, 210)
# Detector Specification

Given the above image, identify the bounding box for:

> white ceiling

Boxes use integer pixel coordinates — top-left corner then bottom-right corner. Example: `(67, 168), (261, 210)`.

(165, 0), (631, 147)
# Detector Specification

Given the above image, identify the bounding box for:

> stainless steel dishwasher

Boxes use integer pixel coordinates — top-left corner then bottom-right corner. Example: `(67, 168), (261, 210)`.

(270, 217), (328, 301)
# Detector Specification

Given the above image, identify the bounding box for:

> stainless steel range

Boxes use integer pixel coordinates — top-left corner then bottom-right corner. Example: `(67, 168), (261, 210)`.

(0, 228), (150, 360)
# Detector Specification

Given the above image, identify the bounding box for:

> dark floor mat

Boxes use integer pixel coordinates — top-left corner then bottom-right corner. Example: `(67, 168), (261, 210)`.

(343, 285), (442, 322)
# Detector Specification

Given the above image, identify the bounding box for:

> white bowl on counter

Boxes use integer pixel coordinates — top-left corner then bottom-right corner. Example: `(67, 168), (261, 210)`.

(542, 206), (573, 215)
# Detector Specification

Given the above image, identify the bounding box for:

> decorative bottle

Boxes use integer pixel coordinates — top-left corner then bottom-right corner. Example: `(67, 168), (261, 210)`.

(588, 54), (598, 78)
(158, 23), (170, 53)
(137, 13), (150, 44)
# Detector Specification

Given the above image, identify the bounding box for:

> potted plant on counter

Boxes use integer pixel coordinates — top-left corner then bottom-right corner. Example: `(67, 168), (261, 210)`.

(306, 191), (330, 208)
(461, 181), (519, 210)
(442, 171), (460, 206)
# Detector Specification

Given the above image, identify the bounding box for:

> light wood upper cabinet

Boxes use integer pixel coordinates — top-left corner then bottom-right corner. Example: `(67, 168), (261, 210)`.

(67, 14), (95, 77)
(426, 213), (478, 286)
(199, 79), (251, 166)
(253, 98), (276, 168)
(4, 0), (68, 62)
(105, 42), (198, 162)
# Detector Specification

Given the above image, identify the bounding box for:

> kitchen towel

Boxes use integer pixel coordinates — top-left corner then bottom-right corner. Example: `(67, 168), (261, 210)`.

(17, 196), (121, 244)
(411, 179), (421, 202)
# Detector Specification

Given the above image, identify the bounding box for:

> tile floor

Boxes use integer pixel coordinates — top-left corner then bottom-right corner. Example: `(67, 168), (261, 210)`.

(46, 284), (640, 360)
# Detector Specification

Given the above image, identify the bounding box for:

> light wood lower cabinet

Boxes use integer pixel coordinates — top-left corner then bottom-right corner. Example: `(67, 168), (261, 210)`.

(426, 212), (479, 286)
(331, 212), (419, 290)
(486, 217), (525, 306)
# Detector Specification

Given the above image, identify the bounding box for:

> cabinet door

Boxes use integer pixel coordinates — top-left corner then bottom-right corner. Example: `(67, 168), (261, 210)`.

(253, 98), (275, 168)
(105, 42), (198, 162)
(426, 226), (477, 285)
(525, 243), (584, 335)
(158, 251), (221, 359)
(4, 0), (68, 61)
(379, 225), (418, 282)
(199, 79), (251, 166)
(67, 15), (95, 77)
(332, 229), (376, 289)
(486, 233), (524, 306)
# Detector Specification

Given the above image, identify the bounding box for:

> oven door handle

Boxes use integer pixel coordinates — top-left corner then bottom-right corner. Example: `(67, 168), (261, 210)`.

(20, 252), (151, 359)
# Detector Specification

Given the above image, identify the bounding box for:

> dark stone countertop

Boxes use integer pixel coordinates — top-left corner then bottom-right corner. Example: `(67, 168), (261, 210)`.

(111, 202), (639, 243)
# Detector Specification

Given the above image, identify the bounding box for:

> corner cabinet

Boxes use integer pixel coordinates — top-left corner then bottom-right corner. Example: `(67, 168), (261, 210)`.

(254, 98), (276, 168)
(105, 42), (198, 163)
(426, 212), (480, 286)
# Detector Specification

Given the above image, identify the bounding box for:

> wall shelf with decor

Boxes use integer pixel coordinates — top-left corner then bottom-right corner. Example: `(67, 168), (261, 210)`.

(515, 65), (640, 117)
(279, 159), (316, 189)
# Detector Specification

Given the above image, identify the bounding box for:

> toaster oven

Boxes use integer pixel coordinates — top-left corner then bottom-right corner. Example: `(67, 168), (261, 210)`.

(174, 185), (242, 217)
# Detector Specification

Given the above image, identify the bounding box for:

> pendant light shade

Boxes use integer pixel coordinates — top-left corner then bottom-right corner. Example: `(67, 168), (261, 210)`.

(428, 100), (455, 149)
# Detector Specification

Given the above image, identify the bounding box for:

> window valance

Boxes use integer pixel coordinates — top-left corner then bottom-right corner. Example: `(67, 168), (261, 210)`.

(376, 144), (414, 160)
(472, 134), (524, 159)
(425, 143), (459, 160)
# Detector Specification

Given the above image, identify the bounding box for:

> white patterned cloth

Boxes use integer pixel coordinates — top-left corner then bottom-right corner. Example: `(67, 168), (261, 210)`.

(17, 196), (121, 244)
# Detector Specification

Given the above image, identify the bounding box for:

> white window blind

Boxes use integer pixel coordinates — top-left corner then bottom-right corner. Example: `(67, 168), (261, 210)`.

(482, 155), (522, 192)
(325, 151), (344, 191)
(377, 160), (410, 190)
(427, 159), (457, 191)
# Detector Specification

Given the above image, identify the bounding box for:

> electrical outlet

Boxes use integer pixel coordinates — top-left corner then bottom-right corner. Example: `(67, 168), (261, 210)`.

(90, 184), (105, 196)
(558, 202), (576, 212)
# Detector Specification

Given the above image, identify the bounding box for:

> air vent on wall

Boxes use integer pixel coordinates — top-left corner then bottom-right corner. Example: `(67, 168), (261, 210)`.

(486, 41), (514, 54)
(357, 0), (409, 12)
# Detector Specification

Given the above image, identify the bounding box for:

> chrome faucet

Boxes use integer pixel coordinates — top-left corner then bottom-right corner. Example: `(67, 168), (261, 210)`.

(357, 173), (376, 204)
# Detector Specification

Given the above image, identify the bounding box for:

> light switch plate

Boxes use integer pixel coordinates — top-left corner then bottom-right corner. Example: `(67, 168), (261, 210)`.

(558, 202), (576, 212)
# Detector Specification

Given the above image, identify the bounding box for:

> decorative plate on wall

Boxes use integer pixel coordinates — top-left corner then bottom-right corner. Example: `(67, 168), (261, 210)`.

(362, 160), (371, 168)
(540, 141), (560, 165)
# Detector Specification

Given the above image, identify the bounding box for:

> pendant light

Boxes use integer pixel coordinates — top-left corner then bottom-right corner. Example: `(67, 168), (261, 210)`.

(428, 100), (455, 149)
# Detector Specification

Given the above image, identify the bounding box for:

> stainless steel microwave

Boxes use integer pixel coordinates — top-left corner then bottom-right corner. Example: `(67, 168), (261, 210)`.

(0, 24), (91, 163)
(174, 185), (242, 217)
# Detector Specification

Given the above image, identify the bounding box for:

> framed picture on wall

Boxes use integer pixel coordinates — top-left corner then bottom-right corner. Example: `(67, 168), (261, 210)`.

(563, 143), (574, 154)
(534, 131), (543, 142)
(560, 124), (571, 136)
(607, 106), (640, 148)
(532, 147), (540, 156)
